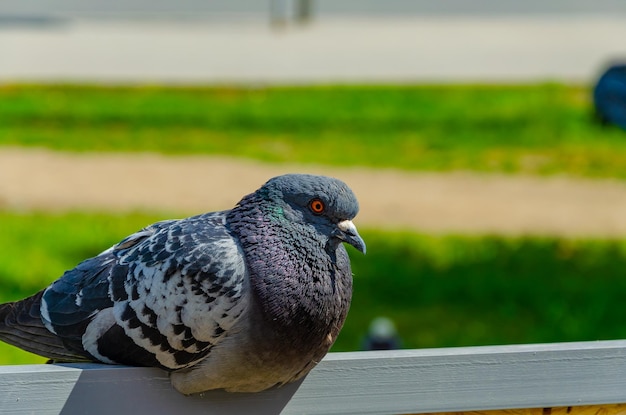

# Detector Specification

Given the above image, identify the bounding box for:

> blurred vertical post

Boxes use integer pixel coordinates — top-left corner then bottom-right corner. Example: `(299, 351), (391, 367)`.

(295, 0), (313, 24)
(270, 0), (313, 28)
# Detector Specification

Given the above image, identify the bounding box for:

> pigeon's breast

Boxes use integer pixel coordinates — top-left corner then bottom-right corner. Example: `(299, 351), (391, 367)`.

(244, 232), (353, 353)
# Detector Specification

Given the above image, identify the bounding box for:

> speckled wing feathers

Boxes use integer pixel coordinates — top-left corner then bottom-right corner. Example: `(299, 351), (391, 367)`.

(41, 212), (248, 369)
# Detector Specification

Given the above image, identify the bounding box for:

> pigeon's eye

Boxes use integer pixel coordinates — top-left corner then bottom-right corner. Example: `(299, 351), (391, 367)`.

(309, 199), (325, 214)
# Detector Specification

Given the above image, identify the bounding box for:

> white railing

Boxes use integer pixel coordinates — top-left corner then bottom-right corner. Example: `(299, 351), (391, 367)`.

(2, 340), (626, 415)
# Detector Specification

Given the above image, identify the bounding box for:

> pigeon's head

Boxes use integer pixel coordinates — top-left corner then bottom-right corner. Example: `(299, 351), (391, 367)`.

(258, 174), (366, 254)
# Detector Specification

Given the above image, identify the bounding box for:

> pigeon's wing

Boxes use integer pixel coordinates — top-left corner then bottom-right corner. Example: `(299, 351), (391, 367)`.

(36, 220), (177, 359)
(40, 213), (249, 369)
(0, 221), (159, 362)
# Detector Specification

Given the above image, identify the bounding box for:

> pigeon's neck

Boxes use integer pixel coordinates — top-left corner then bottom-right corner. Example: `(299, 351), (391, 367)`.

(227, 196), (352, 350)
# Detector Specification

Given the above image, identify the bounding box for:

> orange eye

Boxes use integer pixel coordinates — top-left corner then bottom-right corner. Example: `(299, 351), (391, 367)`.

(309, 199), (325, 214)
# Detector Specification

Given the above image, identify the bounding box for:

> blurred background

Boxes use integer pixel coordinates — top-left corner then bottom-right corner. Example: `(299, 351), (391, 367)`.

(1, 0), (626, 363)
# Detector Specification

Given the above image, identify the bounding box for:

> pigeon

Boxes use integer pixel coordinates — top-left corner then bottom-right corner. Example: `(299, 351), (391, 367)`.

(593, 63), (626, 130)
(0, 174), (366, 394)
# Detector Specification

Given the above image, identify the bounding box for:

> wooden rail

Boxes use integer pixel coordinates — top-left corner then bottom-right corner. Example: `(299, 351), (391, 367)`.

(2, 340), (626, 415)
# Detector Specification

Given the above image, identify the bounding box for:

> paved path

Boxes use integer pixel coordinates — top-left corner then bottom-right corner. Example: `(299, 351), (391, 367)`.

(1, 14), (625, 83)
(3, 148), (626, 237)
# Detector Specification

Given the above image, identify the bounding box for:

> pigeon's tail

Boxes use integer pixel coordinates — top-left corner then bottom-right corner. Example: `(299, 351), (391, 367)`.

(0, 291), (86, 362)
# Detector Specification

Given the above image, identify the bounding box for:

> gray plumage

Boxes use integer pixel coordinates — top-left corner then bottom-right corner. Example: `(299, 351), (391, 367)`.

(0, 174), (365, 394)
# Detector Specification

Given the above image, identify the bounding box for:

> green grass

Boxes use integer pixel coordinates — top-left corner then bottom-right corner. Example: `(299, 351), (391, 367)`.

(2, 84), (626, 177)
(2, 211), (626, 363)
(339, 232), (626, 351)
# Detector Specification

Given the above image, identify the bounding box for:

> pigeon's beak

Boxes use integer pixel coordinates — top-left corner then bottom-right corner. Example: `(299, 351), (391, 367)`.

(336, 220), (366, 254)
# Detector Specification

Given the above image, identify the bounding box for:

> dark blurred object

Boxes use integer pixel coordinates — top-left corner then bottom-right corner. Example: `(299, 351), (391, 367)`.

(593, 63), (626, 130)
(362, 317), (401, 351)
